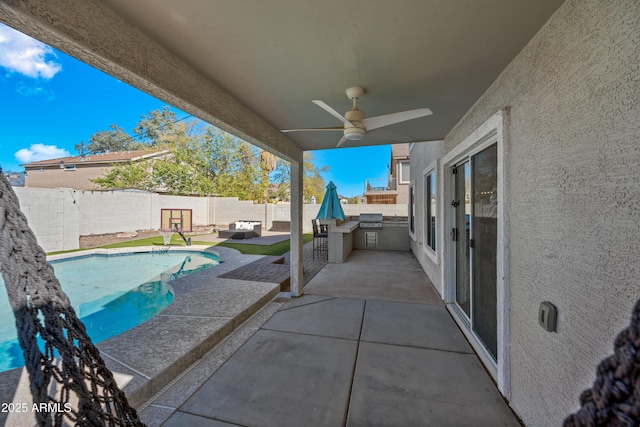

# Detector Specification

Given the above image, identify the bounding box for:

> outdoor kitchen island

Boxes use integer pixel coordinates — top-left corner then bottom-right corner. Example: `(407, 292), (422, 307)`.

(326, 214), (410, 263)
(327, 219), (359, 263)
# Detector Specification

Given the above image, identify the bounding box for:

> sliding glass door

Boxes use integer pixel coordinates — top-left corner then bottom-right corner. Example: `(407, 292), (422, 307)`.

(452, 144), (498, 360)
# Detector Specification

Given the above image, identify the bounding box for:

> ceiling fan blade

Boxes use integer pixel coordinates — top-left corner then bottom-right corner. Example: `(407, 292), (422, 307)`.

(281, 127), (343, 133)
(336, 135), (348, 148)
(361, 108), (432, 131)
(312, 100), (354, 126)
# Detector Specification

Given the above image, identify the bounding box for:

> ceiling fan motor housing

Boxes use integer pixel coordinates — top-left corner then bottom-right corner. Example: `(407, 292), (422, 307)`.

(344, 108), (365, 140)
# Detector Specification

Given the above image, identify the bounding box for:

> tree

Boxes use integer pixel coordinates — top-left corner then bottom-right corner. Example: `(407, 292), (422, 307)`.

(208, 131), (261, 200)
(259, 151), (279, 203)
(75, 124), (145, 155)
(92, 160), (153, 191)
(76, 107), (189, 155)
(88, 107), (326, 201)
(271, 152), (328, 203)
(303, 152), (329, 203)
(92, 123), (265, 197)
(133, 106), (187, 145)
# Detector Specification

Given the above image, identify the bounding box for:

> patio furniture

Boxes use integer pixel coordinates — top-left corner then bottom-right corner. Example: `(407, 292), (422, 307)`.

(312, 219), (328, 258)
(218, 220), (262, 239)
(270, 220), (290, 231)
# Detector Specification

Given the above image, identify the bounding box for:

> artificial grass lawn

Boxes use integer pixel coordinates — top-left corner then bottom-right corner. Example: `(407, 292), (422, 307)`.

(216, 233), (313, 255)
(96, 233), (314, 256)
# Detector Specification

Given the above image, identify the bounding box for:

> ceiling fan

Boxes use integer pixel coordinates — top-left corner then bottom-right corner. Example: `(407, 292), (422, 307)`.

(281, 87), (432, 147)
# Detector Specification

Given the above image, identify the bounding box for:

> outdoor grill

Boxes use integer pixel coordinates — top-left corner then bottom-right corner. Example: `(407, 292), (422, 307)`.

(358, 213), (383, 229)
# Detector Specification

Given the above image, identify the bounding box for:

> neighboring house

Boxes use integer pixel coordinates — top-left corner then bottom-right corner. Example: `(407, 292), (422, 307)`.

(363, 143), (410, 204)
(21, 150), (170, 190)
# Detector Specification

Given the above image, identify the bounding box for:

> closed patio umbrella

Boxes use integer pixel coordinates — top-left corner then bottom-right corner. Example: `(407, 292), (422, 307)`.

(316, 181), (345, 221)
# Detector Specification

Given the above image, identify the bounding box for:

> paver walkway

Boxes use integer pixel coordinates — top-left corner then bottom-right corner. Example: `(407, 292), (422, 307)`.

(143, 250), (521, 426)
(219, 240), (328, 288)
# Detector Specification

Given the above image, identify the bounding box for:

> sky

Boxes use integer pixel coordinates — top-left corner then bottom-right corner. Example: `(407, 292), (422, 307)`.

(0, 23), (391, 197)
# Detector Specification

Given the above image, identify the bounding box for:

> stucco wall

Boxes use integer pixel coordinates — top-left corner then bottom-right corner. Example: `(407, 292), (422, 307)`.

(408, 141), (445, 296)
(409, 0), (640, 425)
(25, 165), (110, 190)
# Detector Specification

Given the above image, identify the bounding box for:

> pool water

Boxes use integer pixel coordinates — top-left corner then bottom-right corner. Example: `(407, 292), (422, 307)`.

(0, 250), (219, 372)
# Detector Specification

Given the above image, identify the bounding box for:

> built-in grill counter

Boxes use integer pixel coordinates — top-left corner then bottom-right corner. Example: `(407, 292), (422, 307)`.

(354, 213), (409, 252)
(326, 213), (410, 263)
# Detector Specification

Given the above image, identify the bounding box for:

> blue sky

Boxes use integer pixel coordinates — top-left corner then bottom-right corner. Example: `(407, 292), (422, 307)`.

(0, 23), (390, 197)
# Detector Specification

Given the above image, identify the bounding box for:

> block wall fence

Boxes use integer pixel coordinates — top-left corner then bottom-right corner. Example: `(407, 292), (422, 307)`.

(13, 187), (407, 252)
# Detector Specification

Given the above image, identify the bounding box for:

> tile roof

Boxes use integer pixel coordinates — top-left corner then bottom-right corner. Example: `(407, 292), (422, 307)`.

(22, 150), (170, 167)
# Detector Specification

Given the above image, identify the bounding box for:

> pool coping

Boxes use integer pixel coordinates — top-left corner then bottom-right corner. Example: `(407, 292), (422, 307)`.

(0, 246), (281, 425)
(46, 244), (222, 262)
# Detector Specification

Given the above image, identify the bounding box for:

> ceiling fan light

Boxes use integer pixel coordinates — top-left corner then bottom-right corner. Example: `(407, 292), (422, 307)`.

(346, 133), (364, 141)
(344, 127), (365, 141)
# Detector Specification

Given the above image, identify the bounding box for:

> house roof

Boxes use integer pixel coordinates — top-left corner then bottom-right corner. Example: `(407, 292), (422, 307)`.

(21, 150), (170, 168)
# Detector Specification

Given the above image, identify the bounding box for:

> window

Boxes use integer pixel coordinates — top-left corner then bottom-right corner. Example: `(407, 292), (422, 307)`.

(400, 161), (410, 183)
(409, 184), (415, 233)
(425, 171), (436, 250)
(64, 165), (76, 171)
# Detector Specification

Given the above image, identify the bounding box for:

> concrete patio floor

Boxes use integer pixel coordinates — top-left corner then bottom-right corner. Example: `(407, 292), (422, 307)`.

(140, 250), (521, 426)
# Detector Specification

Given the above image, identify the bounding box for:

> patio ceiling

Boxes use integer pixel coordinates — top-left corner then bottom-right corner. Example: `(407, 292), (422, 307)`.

(96, 0), (564, 151)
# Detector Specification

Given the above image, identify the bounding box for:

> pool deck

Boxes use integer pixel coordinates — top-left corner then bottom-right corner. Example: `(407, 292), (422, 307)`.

(95, 246), (282, 408)
(1, 246), (521, 426)
(0, 245), (292, 426)
(138, 250), (521, 427)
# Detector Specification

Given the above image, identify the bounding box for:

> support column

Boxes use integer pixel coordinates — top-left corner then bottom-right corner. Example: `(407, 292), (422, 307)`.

(289, 151), (304, 297)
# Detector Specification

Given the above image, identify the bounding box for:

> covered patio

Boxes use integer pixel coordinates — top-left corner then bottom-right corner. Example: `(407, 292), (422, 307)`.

(0, 0), (565, 300)
(140, 249), (520, 426)
(2, 1), (638, 426)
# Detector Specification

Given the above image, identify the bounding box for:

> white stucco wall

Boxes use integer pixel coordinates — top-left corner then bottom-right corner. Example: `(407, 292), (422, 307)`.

(408, 141), (445, 296)
(409, 0), (640, 425)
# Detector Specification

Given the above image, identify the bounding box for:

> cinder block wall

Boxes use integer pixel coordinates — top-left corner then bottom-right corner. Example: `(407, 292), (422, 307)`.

(77, 190), (155, 235)
(14, 187), (80, 252)
(409, 1), (640, 425)
(14, 188), (411, 249)
(158, 195), (209, 227)
(210, 197), (268, 227)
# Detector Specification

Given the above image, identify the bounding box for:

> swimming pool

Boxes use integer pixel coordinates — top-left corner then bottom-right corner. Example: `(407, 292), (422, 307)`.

(0, 248), (220, 372)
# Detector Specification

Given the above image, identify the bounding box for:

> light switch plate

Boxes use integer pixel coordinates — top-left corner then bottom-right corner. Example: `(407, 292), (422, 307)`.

(539, 301), (557, 332)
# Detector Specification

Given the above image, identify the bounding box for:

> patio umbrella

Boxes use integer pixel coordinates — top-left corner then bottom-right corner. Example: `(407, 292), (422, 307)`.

(316, 181), (345, 220)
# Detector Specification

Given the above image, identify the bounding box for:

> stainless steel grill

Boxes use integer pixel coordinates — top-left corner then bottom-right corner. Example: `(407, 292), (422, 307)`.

(359, 213), (383, 229)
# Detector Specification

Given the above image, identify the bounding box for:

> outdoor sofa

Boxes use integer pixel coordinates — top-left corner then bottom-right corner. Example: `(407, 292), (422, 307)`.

(218, 220), (262, 239)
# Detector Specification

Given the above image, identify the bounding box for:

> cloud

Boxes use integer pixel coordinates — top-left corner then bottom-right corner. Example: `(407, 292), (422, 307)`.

(15, 80), (55, 99)
(0, 24), (62, 79)
(15, 144), (70, 163)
